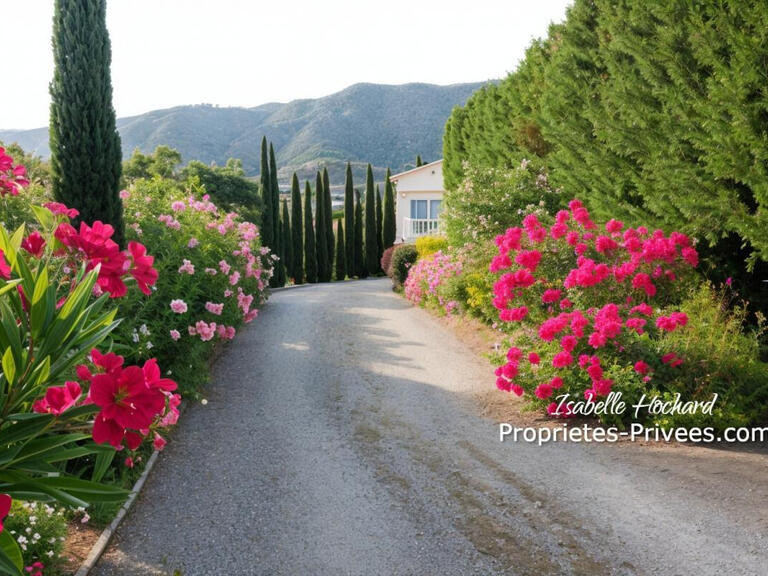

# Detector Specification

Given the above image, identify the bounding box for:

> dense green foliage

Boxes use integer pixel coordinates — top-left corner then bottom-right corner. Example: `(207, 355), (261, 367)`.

(49, 0), (123, 243)
(323, 168), (334, 269)
(376, 184), (383, 262)
(364, 164), (379, 276)
(391, 244), (418, 286)
(383, 168), (396, 249)
(442, 0), (768, 310)
(335, 219), (346, 281)
(123, 145), (181, 182)
(281, 199), (292, 281)
(354, 193), (365, 278)
(259, 137), (273, 250)
(315, 171), (331, 282)
(269, 143), (284, 287)
(290, 173), (304, 283)
(6, 83), (485, 187)
(304, 180), (318, 283)
(344, 163), (355, 276)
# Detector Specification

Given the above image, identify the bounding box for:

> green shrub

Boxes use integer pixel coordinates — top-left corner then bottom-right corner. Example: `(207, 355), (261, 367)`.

(391, 244), (418, 286)
(415, 235), (448, 259)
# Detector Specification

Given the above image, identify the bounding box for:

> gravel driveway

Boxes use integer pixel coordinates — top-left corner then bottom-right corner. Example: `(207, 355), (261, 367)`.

(92, 278), (768, 576)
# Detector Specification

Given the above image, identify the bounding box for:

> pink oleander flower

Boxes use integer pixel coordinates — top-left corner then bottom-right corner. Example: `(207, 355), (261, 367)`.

(32, 381), (82, 416)
(171, 201), (186, 212)
(195, 320), (217, 342)
(229, 271), (240, 285)
(188, 237), (199, 248)
(169, 329), (181, 341)
(178, 259), (195, 275)
(205, 301), (224, 315)
(170, 299), (188, 313)
(119, 189), (130, 199)
(219, 260), (231, 274)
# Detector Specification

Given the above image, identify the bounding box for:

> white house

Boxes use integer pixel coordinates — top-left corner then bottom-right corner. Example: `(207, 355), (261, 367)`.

(389, 159), (445, 242)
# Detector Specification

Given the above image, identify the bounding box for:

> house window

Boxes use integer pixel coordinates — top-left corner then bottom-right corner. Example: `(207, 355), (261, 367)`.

(410, 199), (428, 219)
(429, 200), (442, 220)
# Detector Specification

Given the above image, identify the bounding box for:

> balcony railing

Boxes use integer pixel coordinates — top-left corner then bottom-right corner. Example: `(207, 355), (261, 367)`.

(403, 217), (441, 240)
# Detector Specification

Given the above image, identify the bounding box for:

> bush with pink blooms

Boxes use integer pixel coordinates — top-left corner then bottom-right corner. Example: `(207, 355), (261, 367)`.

(114, 176), (272, 395)
(404, 250), (463, 315)
(486, 200), (767, 427)
(0, 148), (180, 573)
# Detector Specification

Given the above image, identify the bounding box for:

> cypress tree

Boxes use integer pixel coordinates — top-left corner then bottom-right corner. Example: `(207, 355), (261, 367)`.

(303, 181), (317, 283)
(364, 164), (378, 275)
(416, 155), (423, 167)
(323, 167), (334, 269)
(259, 137), (273, 250)
(315, 171), (330, 282)
(344, 163), (355, 276)
(50, 0), (124, 244)
(269, 143), (283, 287)
(383, 168), (396, 249)
(375, 184), (384, 263)
(290, 172), (304, 284)
(334, 218), (346, 281)
(281, 199), (292, 284)
(354, 191), (366, 278)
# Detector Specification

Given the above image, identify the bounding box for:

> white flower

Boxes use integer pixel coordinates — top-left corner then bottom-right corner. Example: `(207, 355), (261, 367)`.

(146, 341), (153, 350)
(201, 399), (208, 405)
(139, 324), (150, 336)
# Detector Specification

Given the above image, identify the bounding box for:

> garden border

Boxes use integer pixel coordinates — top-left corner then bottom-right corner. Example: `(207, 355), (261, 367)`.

(73, 450), (160, 575)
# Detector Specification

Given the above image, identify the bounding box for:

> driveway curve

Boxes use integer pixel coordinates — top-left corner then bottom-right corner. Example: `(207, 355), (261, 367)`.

(93, 278), (768, 576)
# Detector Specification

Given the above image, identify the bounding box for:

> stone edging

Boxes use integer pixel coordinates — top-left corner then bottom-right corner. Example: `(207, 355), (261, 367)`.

(73, 449), (160, 575)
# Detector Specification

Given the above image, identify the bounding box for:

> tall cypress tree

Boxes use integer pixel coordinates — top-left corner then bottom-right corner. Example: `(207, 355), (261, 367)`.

(50, 0), (124, 244)
(354, 191), (366, 278)
(315, 171), (330, 282)
(364, 164), (378, 275)
(259, 137), (273, 250)
(344, 163), (355, 276)
(303, 181), (317, 283)
(416, 155), (423, 167)
(323, 167), (334, 269)
(375, 184), (384, 263)
(334, 219), (346, 281)
(269, 143), (283, 287)
(281, 199), (292, 283)
(383, 167), (396, 249)
(290, 172), (304, 284)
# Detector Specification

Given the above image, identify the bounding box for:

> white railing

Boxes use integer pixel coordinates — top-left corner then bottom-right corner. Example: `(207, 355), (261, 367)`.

(403, 217), (441, 240)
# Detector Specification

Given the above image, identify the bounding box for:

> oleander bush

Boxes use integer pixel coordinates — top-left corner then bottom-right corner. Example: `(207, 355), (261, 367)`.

(3, 501), (67, 575)
(403, 250), (462, 315)
(380, 245), (396, 278)
(117, 177), (272, 394)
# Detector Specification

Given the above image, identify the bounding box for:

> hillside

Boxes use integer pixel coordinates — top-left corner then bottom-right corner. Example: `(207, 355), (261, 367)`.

(0, 82), (488, 188)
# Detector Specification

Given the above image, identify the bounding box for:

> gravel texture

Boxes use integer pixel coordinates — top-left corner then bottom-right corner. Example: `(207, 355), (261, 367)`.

(92, 278), (768, 576)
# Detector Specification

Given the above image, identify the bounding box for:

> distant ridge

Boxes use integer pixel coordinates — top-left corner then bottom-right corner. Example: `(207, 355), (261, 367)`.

(0, 81), (489, 187)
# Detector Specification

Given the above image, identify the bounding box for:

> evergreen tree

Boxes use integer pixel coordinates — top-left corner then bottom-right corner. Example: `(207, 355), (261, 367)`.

(364, 164), (378, 275)
(383, 167), (396, 248)
(303, 181), (317, 283)
(375, 184), (384, 262)
(315, 171), (330, 282)
(259, 137), (273, 249)
(344, 163), (355, 277)
(334, 218), (346, 281)
(354, 191), (366, 278)
(49, 0), (124, 244)
(416, 155), (423, 167)
(269, 143), (283, 287)
(281, 199), (292, 284)
(290, 172), (304, 284)
(323, 167), (334, 269)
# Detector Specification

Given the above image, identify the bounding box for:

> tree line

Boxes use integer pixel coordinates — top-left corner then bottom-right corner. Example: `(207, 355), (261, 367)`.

(258, 137), (397, 286)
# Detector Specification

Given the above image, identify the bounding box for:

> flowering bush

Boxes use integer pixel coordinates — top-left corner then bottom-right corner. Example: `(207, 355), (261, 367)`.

(404, 251), (462, 315)
(414, 235), (448, 259)
(381, 246), (396, 278)
(442, 158), (565, 246)
(485, 199), (758, 424)
(3, 501), (67, 574)
(115, 177), (271, 393)
(0, 150), (178, 574)
(390, 244), (418, 286)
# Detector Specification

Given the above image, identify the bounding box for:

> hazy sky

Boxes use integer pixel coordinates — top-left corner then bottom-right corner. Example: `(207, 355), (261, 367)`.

(4, 0), (572, 129)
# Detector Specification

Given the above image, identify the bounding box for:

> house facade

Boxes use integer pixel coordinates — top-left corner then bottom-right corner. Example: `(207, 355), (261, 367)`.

(389, 159), (445, 243)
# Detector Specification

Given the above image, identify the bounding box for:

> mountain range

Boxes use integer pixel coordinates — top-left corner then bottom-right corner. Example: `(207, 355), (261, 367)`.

(0, 82), (488, 189)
